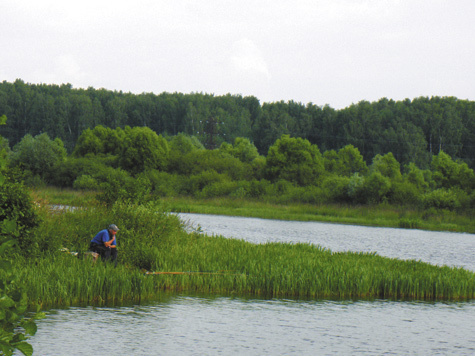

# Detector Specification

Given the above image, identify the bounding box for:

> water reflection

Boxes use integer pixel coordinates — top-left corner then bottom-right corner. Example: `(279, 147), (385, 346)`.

(25, 294), (475, 356)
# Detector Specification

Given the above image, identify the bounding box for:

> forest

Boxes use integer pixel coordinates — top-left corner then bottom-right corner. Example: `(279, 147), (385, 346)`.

(1, 81), (475, 355)
(0, 80), (474, 216)
(1, 79), (474, 170)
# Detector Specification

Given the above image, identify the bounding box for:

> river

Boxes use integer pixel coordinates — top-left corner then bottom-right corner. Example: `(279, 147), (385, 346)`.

(23, 214), (475, 355)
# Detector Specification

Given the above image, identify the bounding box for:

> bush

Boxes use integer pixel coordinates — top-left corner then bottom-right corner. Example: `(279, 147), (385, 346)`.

(199, 180), (238, 198)
(139, 170), (184, 197)
(389, 182), (422, 206)
(0, 177), (40, 256)
(320, 175), (351, 203)
(348, 173), (366, 204)
(73, 174), (100, 190)
(186, 170), (228, 196)
(422, 189), (461, 210)
(9, 133), (67, 183)
(362, 171), (391, 204)
(294, 185), (324, 204)
(97, 175), (151, 207)
(246, 179), (270, 198)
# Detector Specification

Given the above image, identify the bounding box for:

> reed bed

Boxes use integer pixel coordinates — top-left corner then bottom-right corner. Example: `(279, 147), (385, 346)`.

(15, 234), (475, 308)
(14, 199), (475, 308)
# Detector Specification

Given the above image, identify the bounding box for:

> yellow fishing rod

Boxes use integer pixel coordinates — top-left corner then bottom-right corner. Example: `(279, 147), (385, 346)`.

(144, 270), (242, 275)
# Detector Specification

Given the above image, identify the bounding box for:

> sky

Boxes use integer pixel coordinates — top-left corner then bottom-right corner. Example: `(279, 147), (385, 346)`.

(1, 0), (474, 109)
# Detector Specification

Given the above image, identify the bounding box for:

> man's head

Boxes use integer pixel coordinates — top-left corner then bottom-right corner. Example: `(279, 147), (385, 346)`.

(108, 224), (119, 234)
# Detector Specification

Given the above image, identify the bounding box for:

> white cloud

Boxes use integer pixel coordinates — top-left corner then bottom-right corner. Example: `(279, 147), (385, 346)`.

(230, 39), (271, 80)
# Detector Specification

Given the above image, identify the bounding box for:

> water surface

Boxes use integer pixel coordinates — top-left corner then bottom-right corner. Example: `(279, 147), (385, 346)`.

(180, 213), (475, 271)
(26, 295), (475, 356)
(22, 215), (475, 355)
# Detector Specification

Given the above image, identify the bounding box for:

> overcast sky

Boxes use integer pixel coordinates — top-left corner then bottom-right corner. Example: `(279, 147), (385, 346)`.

(1, 0), (474, 109)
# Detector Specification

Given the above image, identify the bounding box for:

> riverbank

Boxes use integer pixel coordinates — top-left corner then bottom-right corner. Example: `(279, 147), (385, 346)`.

(31, 187), (475, 233)
(164, 197), (475, 233)
(17, 198), (475, 307)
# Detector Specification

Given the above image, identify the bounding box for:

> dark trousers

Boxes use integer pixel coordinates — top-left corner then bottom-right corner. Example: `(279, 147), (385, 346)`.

(90, 243), (117, 266)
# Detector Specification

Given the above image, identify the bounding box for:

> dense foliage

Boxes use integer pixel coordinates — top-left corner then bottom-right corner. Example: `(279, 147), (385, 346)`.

(0, 115), (42, 356)
(6, 121), (475, 216)
(1, 80), (474, 169)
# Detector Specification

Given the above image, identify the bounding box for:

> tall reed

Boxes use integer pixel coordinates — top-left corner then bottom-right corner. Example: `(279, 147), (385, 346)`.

(17, 200), (475, 308)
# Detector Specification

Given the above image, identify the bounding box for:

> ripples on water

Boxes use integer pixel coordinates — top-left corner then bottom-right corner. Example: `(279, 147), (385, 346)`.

(23, 215), (475, 355)
(26, 296), (475, 356)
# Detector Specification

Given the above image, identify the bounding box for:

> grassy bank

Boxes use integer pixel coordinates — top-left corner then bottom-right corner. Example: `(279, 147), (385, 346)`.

(32, 187), (475, 233)
(164, 196), (475, 233)
(15, 199), (475, 308)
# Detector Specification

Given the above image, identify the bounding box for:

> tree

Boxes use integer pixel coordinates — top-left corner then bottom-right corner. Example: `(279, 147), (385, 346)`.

(363, 171), (391, 203)
(431, 151), (475, 192)
(404, 162), (429, 191)
(73, 125), (125, 157)
(168, 133), (204, 155)
(266, 134), (324, 186)
(219, 137), (259, 163)
(9, 133), (67, 182)
(324, 145), (367, 177)
(119, 127), (169, 174)
(370, 152), (402, 181)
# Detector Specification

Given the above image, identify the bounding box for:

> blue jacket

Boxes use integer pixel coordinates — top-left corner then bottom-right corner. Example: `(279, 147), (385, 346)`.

(91, 229), (117, 246)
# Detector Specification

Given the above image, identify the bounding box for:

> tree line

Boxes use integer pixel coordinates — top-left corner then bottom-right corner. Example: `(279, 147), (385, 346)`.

(1, 79), (474, 170)
(5, 124), (475, 213)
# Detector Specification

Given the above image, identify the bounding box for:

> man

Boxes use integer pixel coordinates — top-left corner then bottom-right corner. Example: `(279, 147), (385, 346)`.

(90, 224), (119, 265)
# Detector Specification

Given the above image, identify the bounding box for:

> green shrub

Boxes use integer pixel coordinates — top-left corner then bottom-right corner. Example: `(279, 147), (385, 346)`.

(139, 170), (184, 197)
(0, 177), (40, 256)
(73, 174), (100, 190)
(96, 174), (151, 207)
(320, 175), (350, 203)
(348, 173), (366, 204)
(294, 185), (323, 204)
(422, 189), (461, 210)
(186, 170), (228, 196)
(199, 180), (238, 198)
(389, 181), (422, 206)
(362, 171), (391, 204)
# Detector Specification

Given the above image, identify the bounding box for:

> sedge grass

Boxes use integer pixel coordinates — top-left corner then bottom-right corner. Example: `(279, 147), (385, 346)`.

(16, 201), (475, 308)
(163, 196), (475, 233)
(16, 238), (475, 307)
(32, 187), (475, 233)
(15, 195), (475, 307)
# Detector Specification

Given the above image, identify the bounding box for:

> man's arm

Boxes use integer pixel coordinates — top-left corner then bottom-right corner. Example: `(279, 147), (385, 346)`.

(105, 235), (115, 247)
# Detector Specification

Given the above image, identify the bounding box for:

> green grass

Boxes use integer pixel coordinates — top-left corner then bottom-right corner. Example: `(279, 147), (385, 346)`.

(31, 187), (475, 233)
(31, 187), (99, 208)
(14, 200), (475, 308)
(163, 196), (475, 233)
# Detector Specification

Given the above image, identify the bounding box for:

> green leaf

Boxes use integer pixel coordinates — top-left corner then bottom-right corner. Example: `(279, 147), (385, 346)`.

(0, 239), (16, 256)
(34, 311), (46, 320)
(7, 311), (19, 323)
(0, 259), (12, 271)
(1, 220), (17, 235)
(22, 320), (38, 336)
(0, 295), (15, 308)
(13, 341), (33, 356)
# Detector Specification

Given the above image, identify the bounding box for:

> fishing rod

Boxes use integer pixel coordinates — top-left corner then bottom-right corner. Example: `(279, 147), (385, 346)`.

(144, 270), (242, 276)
